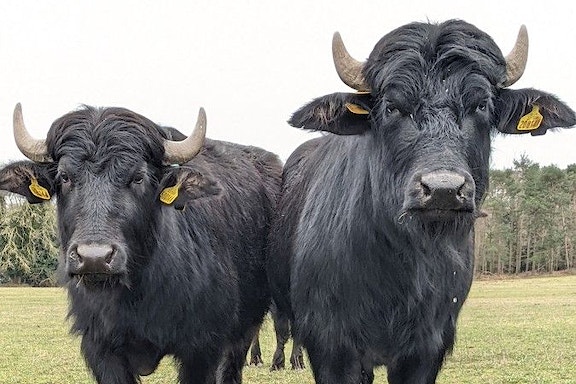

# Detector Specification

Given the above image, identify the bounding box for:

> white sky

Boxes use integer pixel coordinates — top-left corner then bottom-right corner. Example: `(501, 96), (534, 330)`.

(0, 0), (574, 169)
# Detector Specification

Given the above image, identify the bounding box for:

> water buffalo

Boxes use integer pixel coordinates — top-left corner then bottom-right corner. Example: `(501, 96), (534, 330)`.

(267, 19), (575, 384)
(0, 104), (282, 384)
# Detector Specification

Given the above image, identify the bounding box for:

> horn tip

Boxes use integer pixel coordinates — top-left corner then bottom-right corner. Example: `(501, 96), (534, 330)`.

(13, 103), (23, 124)
(332, 32), (343, 47)
(198, 107), (207, 125)
(519, 24), (528, 40)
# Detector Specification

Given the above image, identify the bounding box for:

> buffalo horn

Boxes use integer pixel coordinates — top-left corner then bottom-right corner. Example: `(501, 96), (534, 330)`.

(502, 25), (529, 87)
(13, 103), (51, 163)
(332, 32), (370, 92)
(163, 107), (207, 164)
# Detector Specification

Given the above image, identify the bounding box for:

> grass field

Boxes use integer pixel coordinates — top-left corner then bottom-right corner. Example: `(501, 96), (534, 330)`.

(1, 274), (575, 384)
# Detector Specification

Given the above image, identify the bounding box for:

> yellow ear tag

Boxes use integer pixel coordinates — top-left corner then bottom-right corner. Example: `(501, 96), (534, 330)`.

(517, 105), (543, 131)
(160, 183), (181, 204)
(345, 103), (369, 115)
(29, 177), (50, 200)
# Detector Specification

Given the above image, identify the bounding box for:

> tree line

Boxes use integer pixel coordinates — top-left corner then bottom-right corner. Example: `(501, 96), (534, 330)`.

(475, 157), (576, 275)
(0, 157), (574, 285)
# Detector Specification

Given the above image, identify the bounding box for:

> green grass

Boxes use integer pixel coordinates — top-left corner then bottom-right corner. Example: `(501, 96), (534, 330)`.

(1, 275), (575, 383)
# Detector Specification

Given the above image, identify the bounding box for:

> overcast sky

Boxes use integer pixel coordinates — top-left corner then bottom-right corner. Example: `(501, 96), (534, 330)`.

(0, 0), (574, 169)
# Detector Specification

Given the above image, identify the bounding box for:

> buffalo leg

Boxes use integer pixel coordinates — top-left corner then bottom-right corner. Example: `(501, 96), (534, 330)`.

(386, 353), (445, 384)
(270, 309), (290, 370)
(248, 328), (264, 366)
(270, 302), (305, 370)
(217, 325), (259, 384)
(178, 349), (219, 384)
(81, 338), (138, 384)
(289, 341), (305, 370)
(305, 342), (364, 384)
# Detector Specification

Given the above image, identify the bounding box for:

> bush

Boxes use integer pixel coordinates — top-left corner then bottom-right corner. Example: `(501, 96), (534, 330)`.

(0, 195), (59, 286)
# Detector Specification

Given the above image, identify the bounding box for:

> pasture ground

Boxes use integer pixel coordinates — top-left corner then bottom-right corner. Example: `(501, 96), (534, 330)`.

(0, 274), (575, 384)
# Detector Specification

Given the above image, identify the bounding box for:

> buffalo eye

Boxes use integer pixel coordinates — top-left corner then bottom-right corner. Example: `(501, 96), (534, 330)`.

(383, 96), (412, 118)
(60, 171), (70, 184)
(132, 174), (144, 185)
(475, 102), (487, 113)
(58, 171), (72, 194)
(385, 102), (402, 118)
(386, 105), (398, 115)
(469, 96), (491, 116)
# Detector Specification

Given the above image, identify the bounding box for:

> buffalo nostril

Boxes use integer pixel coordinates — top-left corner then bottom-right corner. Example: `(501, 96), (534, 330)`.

(73, 244), (116, 273)
(421, 183), (431, 197)
(457, 184), (467, 199)
(69, 249), (79, 262)
(417, 171), (472, 210)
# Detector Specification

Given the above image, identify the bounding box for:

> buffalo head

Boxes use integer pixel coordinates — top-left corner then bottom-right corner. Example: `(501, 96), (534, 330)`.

(289, 20), (575, 227)
(0, 105), (220, 287)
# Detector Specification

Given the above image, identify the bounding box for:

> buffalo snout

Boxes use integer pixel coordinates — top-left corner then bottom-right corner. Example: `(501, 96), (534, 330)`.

(68, 243), (119, 275)
(403, 170), (476, 218)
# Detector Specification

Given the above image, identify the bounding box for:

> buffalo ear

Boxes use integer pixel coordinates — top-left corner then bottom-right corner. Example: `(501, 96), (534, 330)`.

(494, 88), (576, 135)
(159, 166), (221, 210)
(289, 92), (374, 135)
(0, 161), (55, 204)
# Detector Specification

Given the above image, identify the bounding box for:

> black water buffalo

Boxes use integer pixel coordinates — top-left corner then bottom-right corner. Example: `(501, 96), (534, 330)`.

(267, 20), (576, 384)
(0, 104), (282, 384)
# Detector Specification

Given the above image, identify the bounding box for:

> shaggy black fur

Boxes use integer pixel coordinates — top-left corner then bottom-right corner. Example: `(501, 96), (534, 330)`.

(267, 19), (575, 384)
(0, 106), (282, 384)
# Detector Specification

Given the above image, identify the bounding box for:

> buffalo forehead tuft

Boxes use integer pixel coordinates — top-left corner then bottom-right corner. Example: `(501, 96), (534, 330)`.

(47, 106), (166, 165)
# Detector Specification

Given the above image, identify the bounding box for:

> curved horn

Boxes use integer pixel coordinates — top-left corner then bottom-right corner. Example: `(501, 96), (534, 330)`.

(502, 25), (529, 87)
(13, 103), (51, 163)
(332, 32), (370, 92)
(163, 107), (207, 165)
